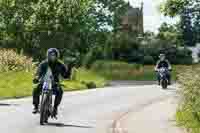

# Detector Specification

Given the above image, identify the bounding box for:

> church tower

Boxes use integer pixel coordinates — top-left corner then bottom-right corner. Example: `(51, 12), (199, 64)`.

(119, 1), (144, 35)
(139, 2), (144, 34)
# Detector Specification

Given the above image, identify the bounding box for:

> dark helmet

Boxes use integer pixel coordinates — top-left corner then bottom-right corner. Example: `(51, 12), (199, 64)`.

(47, 48), (60, 58)
(47, 48), (60, 62)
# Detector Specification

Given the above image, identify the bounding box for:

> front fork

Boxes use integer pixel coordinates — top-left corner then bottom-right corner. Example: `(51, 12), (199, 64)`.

(42, 91), (53, 117)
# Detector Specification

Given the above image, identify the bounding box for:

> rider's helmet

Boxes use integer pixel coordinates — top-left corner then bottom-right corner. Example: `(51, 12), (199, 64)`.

(47, 48), (60, 62)
(159, 53), (166, 61)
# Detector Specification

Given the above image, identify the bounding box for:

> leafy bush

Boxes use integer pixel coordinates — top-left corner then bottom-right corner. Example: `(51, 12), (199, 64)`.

(0, 49), (34, 72)
(71, 68), (107, 88)
(82, 50), (95, 68)
(91, 60), (149, 80)
(104, 32), (141, 63)
(91, 60), (142, 71)
(140, 39), (193, 65)
(143, 55), (155, 65)
(82, 46), (104, 68)
(168, 48), (193, 65)
(91, 60), (189, 81)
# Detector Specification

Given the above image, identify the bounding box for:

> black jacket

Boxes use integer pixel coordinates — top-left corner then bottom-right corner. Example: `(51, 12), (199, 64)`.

(155, 59), (172, 70)
(35, 60), (70, 82)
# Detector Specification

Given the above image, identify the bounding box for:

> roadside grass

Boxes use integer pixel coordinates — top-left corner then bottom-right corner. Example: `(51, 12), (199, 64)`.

(0, 68), (107, 99)
(175, 66), (200, 133)
(0, 71), (33, 98)
(0, 61), (194, 99)
(176, 110), (200, 133)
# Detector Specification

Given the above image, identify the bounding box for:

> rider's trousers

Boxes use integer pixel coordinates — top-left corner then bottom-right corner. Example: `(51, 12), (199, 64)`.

(32, 84), (63, 108)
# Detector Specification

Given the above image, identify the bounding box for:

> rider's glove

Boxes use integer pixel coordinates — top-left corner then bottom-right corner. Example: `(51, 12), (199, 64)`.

(33, 78), (39, 84)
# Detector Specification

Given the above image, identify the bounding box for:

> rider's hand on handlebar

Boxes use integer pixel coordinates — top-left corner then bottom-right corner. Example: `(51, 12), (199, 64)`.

(33, 78), (39, 84)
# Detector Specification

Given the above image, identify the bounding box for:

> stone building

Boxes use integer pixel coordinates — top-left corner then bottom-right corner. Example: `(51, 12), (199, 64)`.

(120, 2), (144, 35)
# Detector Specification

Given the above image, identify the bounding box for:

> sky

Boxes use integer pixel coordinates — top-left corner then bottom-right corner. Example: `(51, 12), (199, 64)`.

(125, 0), (178, 32)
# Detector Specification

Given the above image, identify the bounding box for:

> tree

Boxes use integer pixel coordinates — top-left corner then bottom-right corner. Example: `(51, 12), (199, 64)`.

(0, 0), (97, 59)
(160, 0), (200, 46)
(180, 9), (195, 46)
(157, 22), (183, 46)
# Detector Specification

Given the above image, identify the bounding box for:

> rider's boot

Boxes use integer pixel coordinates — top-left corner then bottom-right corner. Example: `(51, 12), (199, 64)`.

(168, 76), (171, 85)
(52, 106), (58, 118)
(32, 105), (39, 114)
(168, 80), (171, 85)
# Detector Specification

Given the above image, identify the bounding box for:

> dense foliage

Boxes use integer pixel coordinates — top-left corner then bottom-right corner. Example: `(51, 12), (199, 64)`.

(160, 0), (200, 46)
(0, 0), (129, 61)
(91, 60), (184, 80)
(0, 0), (194, 66)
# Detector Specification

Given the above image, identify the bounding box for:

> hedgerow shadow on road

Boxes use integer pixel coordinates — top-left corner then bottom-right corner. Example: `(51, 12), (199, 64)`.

(110, 81), (157, 86)
(46, 122), (93, 128)
(0, 103), (19, 106)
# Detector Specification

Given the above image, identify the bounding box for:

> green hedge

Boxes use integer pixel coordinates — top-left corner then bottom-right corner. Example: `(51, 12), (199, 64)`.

(91, 60), (155, 80)
(143, 55), (155, 65)
(91, 60), (191, 81)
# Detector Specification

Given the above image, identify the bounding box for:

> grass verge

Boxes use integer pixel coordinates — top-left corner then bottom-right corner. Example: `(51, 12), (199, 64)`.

(0, 68), (107, 99)
(175, 66), (200, 133)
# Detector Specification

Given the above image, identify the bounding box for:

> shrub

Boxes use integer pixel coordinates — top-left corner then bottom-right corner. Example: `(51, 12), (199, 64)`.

(82, 50), (94, 68)
(71, 68), (107, 88)
(82, 46), (104, 68)
(91, 60), (145, 80)
(91, 60), (142, 71)
(0, 49), (34, 72)
(168, 48), (193, 65)
(143, 55), (155, 65)
(81, 81), (97, 89)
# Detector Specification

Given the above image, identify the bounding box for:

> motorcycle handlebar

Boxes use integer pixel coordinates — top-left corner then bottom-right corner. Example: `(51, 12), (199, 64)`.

(155, 68), (172, 72)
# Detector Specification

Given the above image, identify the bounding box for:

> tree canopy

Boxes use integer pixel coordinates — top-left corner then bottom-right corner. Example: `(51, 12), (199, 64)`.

(160, 0), (200, 45)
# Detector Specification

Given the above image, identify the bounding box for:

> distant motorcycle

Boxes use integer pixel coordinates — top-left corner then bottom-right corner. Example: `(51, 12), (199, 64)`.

(39, 68), (57, 125)
(158, 67), (169, 89)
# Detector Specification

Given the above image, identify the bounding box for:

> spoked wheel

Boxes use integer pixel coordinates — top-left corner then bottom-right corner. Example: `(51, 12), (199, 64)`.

(161, 79), (168, 89)
(40, 93), (49, 125)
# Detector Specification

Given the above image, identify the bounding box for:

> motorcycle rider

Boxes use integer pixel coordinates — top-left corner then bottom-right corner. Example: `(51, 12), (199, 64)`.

(32, 48), (70, 117)
(155, 53), (172, 85)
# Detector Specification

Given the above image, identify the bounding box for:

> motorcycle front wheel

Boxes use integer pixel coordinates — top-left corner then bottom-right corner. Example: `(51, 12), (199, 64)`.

(161, 79), (168, 89)
(40, 93), (49, 125)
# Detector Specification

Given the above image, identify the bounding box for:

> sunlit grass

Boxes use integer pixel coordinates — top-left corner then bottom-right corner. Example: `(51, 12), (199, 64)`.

(0, 69), (108, 99)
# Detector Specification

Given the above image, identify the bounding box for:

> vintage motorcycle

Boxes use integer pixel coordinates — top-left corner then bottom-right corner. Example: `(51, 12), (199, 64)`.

(40, 68), (56, 125)
(158, 67), (170, 89)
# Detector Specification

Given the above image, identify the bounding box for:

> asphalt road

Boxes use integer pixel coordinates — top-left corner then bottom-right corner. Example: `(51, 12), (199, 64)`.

(0, 82), (182, 133)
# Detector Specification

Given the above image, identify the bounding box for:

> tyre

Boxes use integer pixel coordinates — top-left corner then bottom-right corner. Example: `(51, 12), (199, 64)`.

(40, 93), (49, 125)
(161, 79), (168, 89)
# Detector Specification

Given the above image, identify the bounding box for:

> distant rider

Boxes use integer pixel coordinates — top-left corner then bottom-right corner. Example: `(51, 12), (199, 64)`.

(32, 48), (71, 117)
(154, 54), (172, 85)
